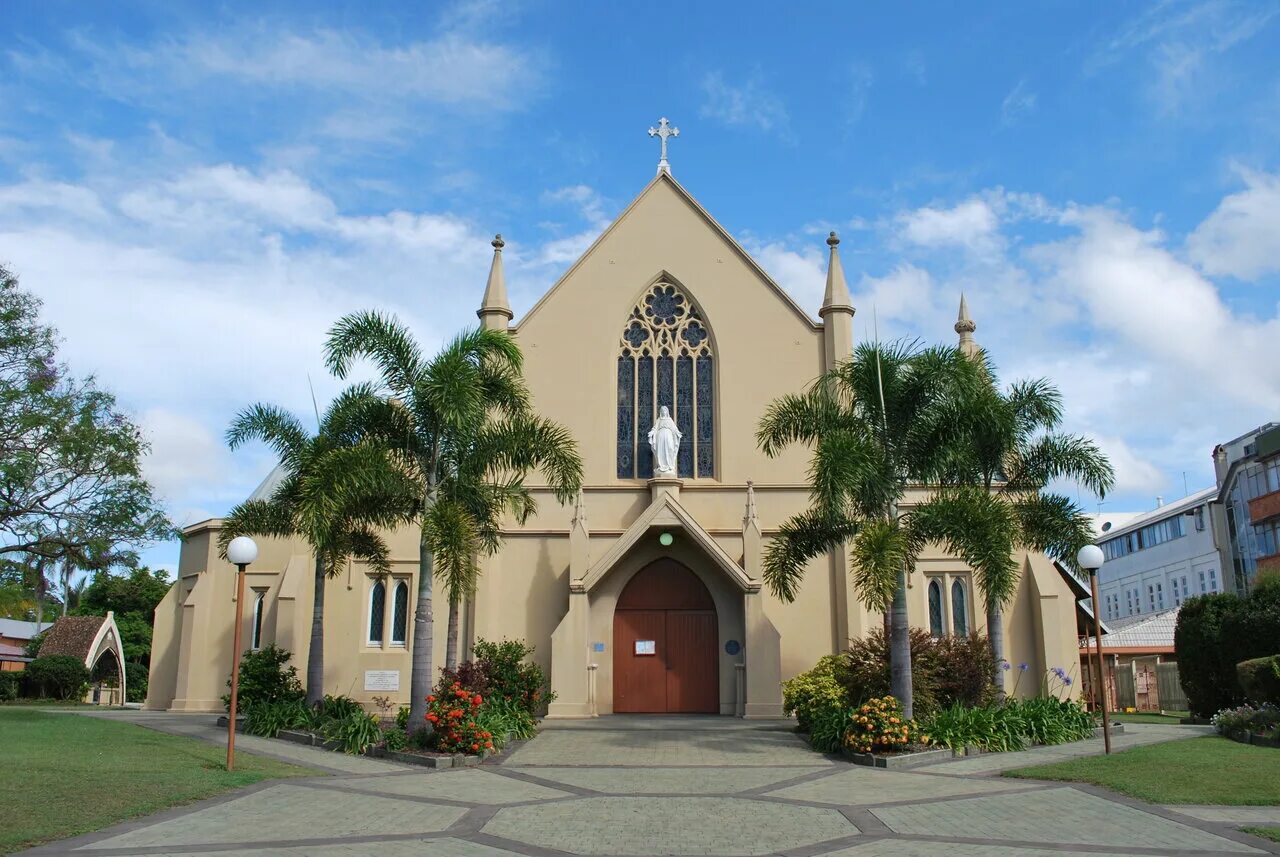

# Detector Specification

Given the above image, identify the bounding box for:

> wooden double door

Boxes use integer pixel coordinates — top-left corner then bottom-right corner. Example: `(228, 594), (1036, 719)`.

(613, 559), (719, 714)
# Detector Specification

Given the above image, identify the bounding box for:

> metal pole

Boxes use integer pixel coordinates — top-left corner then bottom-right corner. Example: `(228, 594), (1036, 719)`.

(1089, 569), (1112, 754)
(226, 562), (248, 771)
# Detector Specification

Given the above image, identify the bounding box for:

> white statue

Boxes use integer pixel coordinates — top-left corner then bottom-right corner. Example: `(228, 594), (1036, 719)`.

(648, 406), (683, 476)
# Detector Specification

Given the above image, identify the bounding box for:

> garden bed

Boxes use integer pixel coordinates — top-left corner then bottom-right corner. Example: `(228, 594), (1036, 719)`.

(1223, 729), (1280, 748)
(842, 746), (952, 769)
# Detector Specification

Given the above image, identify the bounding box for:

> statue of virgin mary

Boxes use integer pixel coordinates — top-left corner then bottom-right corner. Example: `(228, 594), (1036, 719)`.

(647, 406), (682, 477)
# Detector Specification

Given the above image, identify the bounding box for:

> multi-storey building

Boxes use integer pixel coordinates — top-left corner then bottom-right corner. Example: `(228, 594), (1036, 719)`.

(1213, 422), (1280, 596)
(1094, 488), (1224, 623)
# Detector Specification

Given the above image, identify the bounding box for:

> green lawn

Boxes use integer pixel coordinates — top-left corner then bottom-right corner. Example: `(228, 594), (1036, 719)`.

(0, 708), (316, 852)
(1243, 827), (1280, 842)
(1108, 711), (1189, 725)
(1005, 736), (1280, 805)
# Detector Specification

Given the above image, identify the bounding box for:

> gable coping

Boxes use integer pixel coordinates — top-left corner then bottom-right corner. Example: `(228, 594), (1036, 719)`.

(514, 172), (821, 333)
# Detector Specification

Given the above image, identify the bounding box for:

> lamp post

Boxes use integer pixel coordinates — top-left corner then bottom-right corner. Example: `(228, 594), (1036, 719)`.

(1077, 543), (1111, 754)
(225, 536), (258, 771)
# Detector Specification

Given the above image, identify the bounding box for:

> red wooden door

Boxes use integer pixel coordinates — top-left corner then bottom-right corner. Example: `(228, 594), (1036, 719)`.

(613, 610), (667, 713)
(665, 611), (718, 713)
(613, 560), (719, 714)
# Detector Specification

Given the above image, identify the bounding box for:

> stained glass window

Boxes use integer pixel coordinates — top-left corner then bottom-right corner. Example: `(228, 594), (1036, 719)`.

(617, 281), (714, 479)
(928, 580), (943, 637)
(951, 579), (968, 636)
(391, 580), (408, 645)
(676, 355), (693, 477)
(368, 579), (386, 645)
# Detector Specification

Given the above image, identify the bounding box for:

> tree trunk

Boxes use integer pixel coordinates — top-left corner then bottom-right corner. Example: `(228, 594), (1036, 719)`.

(407, 533), (435, 736)
(889, 565), (914, 719)
(988, 603), (1006, 696)
(306, 556), (326, 707)
(445, 597), (460, 671)
(60, 560), (71, 617)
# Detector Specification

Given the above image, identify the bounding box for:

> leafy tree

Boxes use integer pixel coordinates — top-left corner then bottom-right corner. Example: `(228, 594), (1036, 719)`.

(219, 386), (418, 706)
(0, 265), (173, 574)
(912, 360), (1112, 688)
(72, 566), (172, 667)
(757, 340), (983, 717)
(325, 316), (582, 733)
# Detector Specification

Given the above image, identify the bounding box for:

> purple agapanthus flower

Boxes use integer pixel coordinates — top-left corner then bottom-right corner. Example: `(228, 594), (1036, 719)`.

(1001, 661), (1012, 671)
(1063, 676), (1073, 686)
(1018, 663), (1029, 672)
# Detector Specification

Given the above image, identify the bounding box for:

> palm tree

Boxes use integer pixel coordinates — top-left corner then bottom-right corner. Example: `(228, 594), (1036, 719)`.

(325, 315), (582, 733)
(219, 385), (417, 707)
(913, 360), (1114, 690)
(757, 340), (983, 718)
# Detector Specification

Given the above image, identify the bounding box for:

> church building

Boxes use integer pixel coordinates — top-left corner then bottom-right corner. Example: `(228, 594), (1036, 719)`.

(146, 129), (1087, 716)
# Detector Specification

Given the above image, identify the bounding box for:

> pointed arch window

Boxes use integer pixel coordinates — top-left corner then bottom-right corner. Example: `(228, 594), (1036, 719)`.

(368, 579), (386, 645)
(927, 580), (944, 638)
(391, 580), (408, 646)
(951, 579), (969, 636)
(251, 590), (267, 651)
(617, 280), (715, 479)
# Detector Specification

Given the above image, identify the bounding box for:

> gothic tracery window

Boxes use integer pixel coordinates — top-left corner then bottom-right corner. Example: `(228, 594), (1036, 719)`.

(617, 281), (715, 479)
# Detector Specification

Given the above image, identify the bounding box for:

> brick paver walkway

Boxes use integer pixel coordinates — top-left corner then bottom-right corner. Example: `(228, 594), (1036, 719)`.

(20, 714), (1278, 856)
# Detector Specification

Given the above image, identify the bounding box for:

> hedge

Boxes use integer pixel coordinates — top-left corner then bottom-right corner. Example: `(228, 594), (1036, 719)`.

(1176, 576), (1280, 716)
(24, 655), (90, 700)
(1237, 655), (1280, 705)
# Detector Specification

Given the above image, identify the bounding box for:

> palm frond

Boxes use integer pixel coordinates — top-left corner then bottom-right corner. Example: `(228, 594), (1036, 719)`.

(761, 510), (858, 603)
(218, 500), (297, 557)
(1014, 492), (1096, 575)
(324, 310), (424, 394)
(423, 498), (482, 602)
(849, 517), (913, 612)
(1007, 433), (1114, 498)
(225, 404), (310, 469)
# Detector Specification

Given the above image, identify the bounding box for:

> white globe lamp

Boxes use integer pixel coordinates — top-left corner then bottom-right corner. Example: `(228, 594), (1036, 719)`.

(227, 536), (259, 567)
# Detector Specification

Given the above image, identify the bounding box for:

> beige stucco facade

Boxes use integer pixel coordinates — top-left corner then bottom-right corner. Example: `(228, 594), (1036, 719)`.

(146, 173), (1084, 715)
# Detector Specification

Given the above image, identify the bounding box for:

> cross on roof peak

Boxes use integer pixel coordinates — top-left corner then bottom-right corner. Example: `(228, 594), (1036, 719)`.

(648, 117), (679, 177)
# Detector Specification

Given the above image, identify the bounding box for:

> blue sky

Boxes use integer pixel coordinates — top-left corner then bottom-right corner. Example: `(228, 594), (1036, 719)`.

(2, 1), (1278, 573)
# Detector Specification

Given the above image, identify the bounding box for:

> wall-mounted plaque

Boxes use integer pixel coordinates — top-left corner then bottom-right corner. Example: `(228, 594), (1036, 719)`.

(635, 640), (656, 656)
(724, 639), (741, 656)
(364, 670), (400, 691)
(592, 642), (606, 652)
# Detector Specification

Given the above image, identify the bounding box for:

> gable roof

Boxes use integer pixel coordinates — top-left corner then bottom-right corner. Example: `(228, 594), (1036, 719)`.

(514, 172), (821, 333)
(37, 615), (107, 660)
(0, 618), (43, 640)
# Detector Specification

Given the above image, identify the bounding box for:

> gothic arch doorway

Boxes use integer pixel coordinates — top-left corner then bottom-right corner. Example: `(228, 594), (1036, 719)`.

(613, 559), (719, 713)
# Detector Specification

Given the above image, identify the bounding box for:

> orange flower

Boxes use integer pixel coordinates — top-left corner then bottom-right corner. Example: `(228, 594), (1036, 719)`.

(471, 743), (480, 751)
(473, 695), (483, 705)
(427, 694), (436, 702)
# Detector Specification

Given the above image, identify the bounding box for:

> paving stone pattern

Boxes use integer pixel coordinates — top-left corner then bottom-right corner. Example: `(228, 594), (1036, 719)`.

(20, 714), (1277, 857)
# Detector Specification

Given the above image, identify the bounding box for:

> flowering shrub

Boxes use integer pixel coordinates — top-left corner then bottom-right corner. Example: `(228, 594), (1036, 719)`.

(843, 695), (930, 754)
(1212, 703), (1280, 736)
(424, 681), (496, 755)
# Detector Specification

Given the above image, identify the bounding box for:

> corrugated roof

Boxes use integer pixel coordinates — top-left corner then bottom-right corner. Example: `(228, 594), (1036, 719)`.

(0, 618), (44, 640)
(1081, 606), (1178, 650)
(1096, 488), (1216, 543)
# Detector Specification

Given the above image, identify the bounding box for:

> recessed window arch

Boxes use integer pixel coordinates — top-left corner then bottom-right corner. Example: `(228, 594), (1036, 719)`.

(391, 580), (408, 646)
(617, 278), (715, 479)
(927, 579), (944, 638)
(951, 579), (969, 636)
(368, 579), (386, 645)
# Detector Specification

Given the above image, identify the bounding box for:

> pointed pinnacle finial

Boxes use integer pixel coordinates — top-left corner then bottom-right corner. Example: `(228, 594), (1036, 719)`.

(478, 233), (513, 326)
(743, 480), (760, 530)
(820, 231), (854, 318)
(955, 293), (977, 356)
(572, 488), (587, 528)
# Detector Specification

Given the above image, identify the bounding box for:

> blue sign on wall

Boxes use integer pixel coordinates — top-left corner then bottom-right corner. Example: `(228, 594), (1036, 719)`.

(592, 642), (606, 653)
(724, 639), (741, 656)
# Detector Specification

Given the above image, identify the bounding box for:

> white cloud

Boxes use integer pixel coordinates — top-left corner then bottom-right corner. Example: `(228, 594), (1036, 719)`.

(1186, 167), (1280, 280)
(1001, 79), (1037, 125)
(700, 71), (792, 136)
(898, 196), (1001, 253)
(848, 63), (874, 124)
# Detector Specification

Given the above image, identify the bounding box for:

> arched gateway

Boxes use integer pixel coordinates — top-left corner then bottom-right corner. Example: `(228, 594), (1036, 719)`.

(613, 559), (719, 713)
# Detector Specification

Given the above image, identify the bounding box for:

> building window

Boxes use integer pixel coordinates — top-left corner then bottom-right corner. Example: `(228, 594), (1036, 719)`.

(1194, 506), (1205, 531)
(391, 580), (408, 646)
(951, 579), (969, 635)
(1199, 570), (1206, 593)
(251, 589), (266, 651)
(617, 280), (715, 479)
(1208, 569), (1218, 592)
(1147, 584), (1155, 611)
(927, 579), (944, 637)
(368, 579), (386, 645)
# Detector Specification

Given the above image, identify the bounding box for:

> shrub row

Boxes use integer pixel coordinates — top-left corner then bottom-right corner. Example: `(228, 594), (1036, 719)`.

(922, 697), (1095, 752)
(1175, 577), (1280, 716)
(783, 629), (1000, 731)
(1212, 703), (1280, 740)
